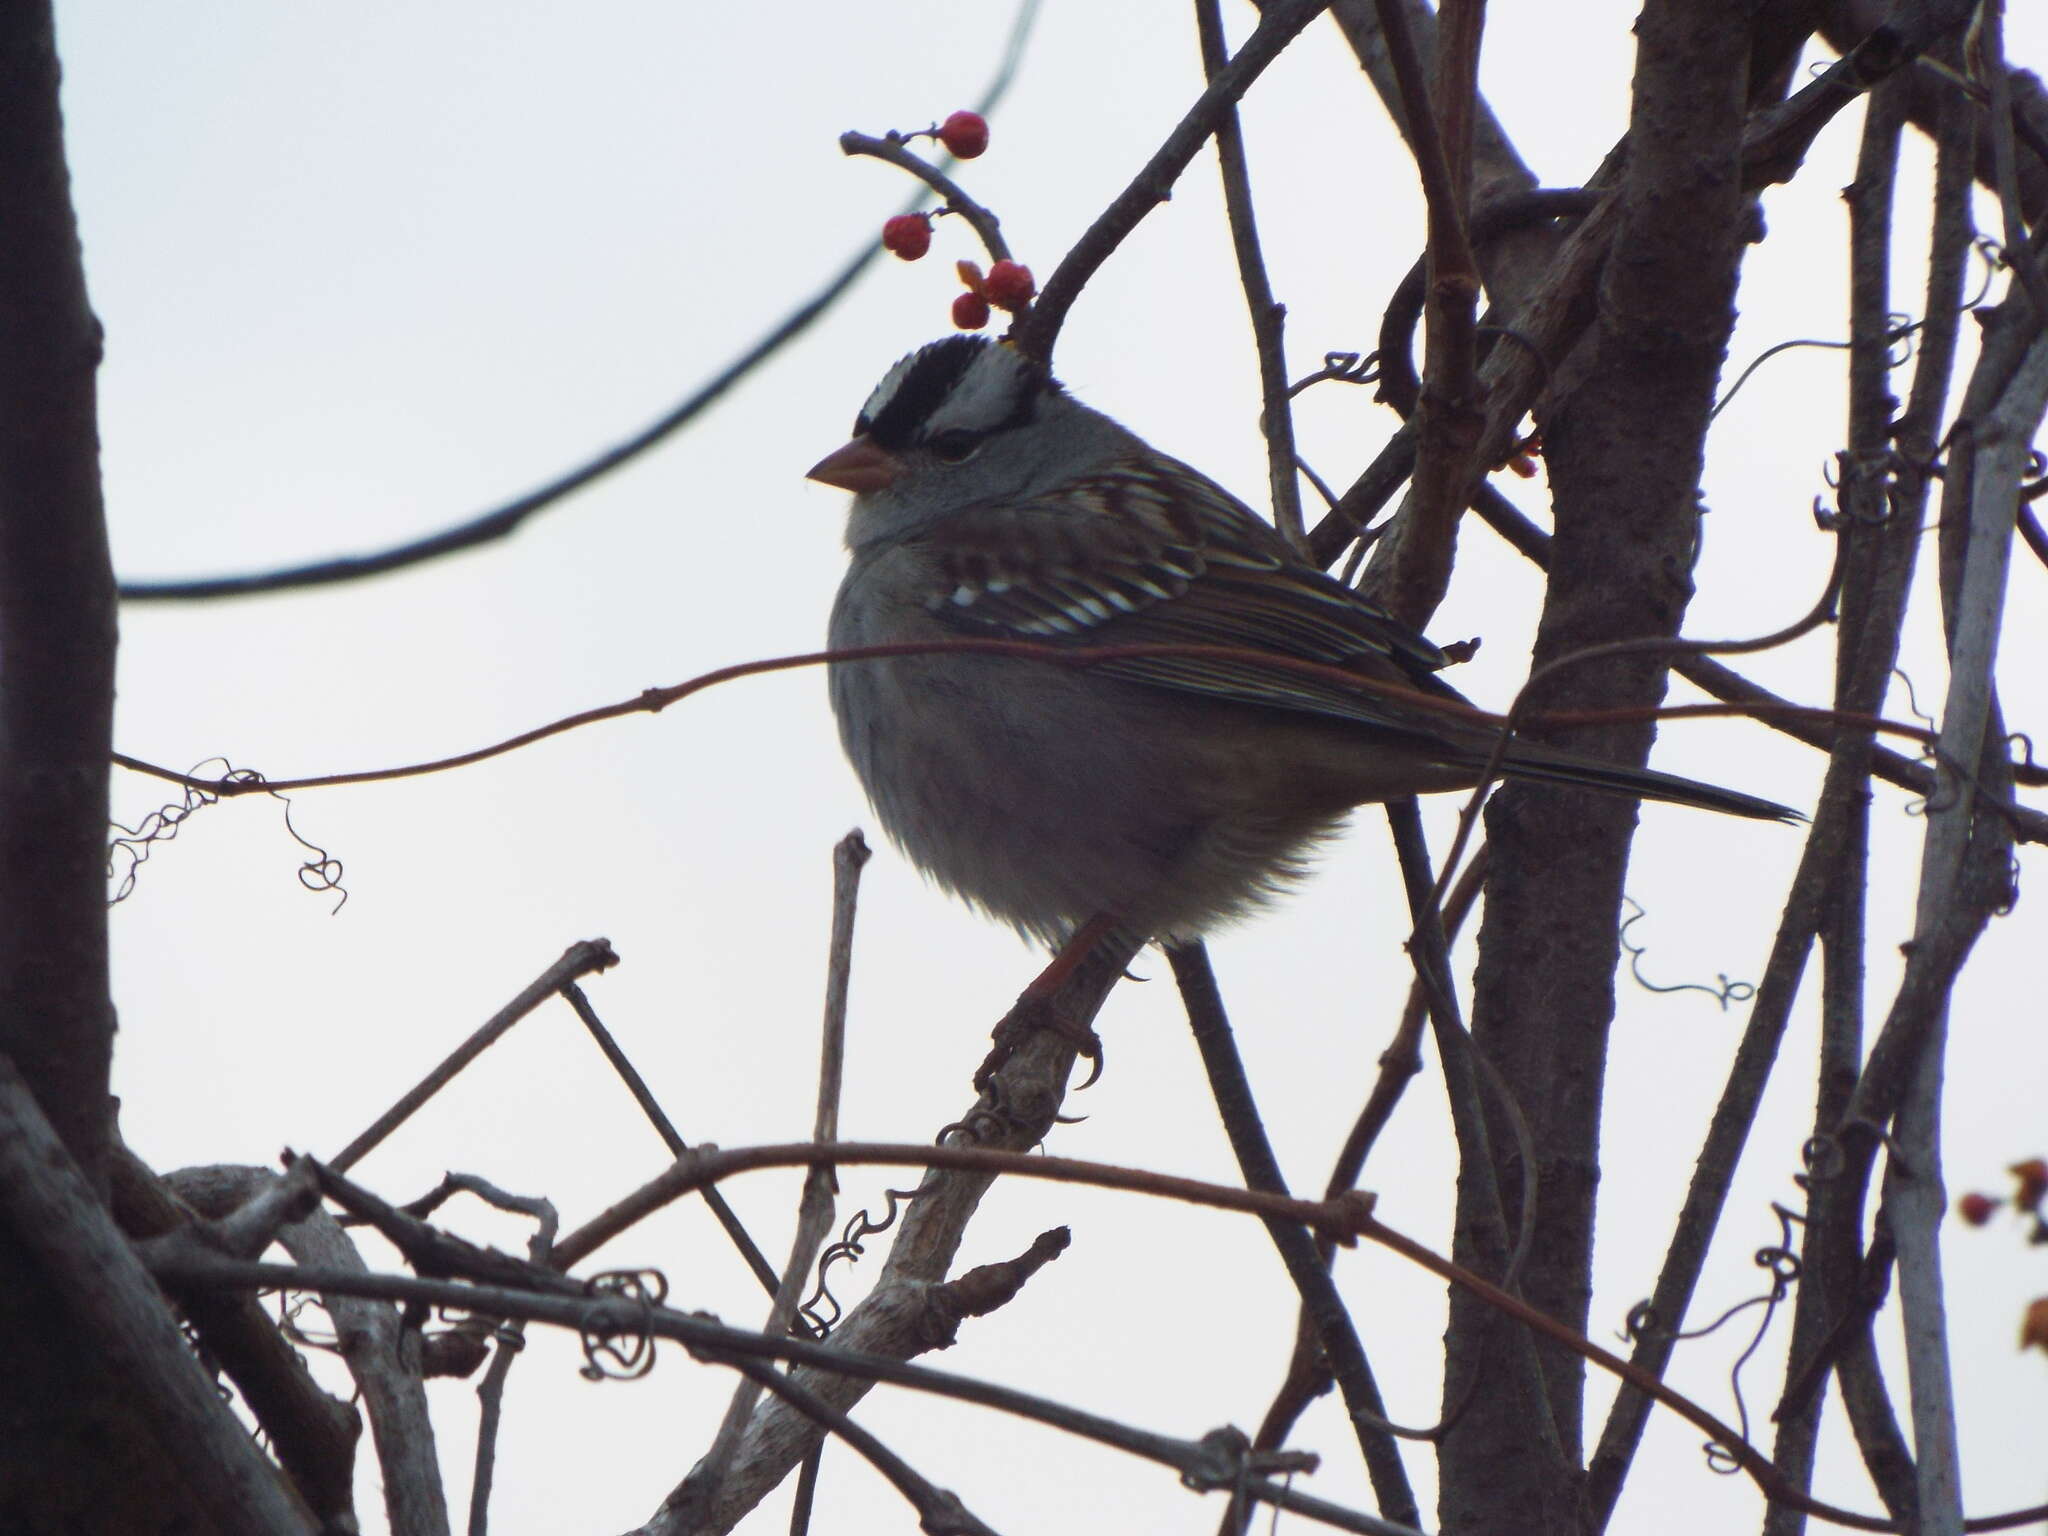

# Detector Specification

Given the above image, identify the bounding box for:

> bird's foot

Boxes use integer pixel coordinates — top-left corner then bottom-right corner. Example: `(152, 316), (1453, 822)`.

(974, 989), (1105, 1094)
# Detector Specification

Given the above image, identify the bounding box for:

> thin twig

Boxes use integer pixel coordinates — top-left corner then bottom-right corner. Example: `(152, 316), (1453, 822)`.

(465, 1183), (554, 1536)
(1461, 487), (2048, 843)
(1419, 537), (1845, 917)
(467, 1325), (522, 1536)
(1166, 941), (1421, 1529)
(1371, 187), (1602, 419)
(1381, 800), (1562, 1473)
(838, 132), (1010, 262)
(1194, 0), (1306, 552)
(674, 833), (868, 1522)
(159, 1254), (1429, 1536)
(1244, 847), (1490, 1483)
(559, 979), (783, 1297)
(1354, 1210), (2048, 1534)
(2018, 502), (2048, 569)
(1978, 0), (2048, 324)
(1345, 0), (1981, 632)
(639, 936), (1139, 1535)
(327, 940), (619, 1173)
(721, 1356), (1001, 1536)
(155, 1220), (2048, 1535)
(1010, 0), (1332, 362)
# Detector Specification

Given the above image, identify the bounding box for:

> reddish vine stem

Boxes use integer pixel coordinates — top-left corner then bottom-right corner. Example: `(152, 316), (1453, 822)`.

(108, 636), (1952, 803)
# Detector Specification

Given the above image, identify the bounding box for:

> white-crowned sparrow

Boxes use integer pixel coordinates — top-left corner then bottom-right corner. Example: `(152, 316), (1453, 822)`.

(811, 336), (1793, 948)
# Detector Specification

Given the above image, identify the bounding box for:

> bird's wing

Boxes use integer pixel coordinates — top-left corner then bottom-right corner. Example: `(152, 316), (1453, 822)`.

(912, 453), (1466, 732)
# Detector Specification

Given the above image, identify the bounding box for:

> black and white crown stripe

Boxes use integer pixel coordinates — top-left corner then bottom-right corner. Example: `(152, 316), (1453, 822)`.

(856, 335), (1049, 452)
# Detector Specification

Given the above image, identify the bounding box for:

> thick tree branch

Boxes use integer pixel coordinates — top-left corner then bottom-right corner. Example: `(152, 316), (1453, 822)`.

(0, 0), (115, 1189)
(1443, 4), (1757, 1528)
(110, 1147), (361, 1526)
(171, 1165), (454, 1536)
(0, 1063), (314, 1535)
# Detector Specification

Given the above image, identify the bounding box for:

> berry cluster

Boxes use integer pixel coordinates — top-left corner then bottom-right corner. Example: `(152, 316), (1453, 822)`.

(1955, 1157), (2048, 1353)
(1957, 1156), (2047, 1231)
(868, 110), (1034, 331)
(949, 258), (1035, 331)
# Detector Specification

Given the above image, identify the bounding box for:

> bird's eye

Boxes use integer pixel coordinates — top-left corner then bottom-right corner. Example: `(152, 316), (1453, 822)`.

(927, 429), (983, 463)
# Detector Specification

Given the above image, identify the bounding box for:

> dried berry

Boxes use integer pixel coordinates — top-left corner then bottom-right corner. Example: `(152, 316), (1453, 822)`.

(882, 214), (932, 262)
(2023, 1297), (2048, 1354)
(983, 260), (1036, 311)
(951, 291), (991, 331)
(2012, 1158), (2048, 1213)
(1958, 1191), (2001, 1227)
(955, 259), (986, 295)
(937, 110), (988, 159)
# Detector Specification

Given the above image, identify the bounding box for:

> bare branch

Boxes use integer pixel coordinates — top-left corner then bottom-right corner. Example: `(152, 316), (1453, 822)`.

(839, 131), (1011, 263)
(1878, 305), (2046, 1536)
(329, 939), (619, 1173)
(719, 1354), (1002, 1536)
(158, 1253), (1428, 1536)
(670, 832), (867, 1522)
(170, 1165), (455, 1536)
(1194, 0), (1306, 551)
(0, 1065), (314, 1535)
(559, 980), (783, 1296)
(1975, 0), (2048, 322)
(1357, 1208), (2048, 1534)
(1244, 846), (1491, 1482)
(1010, 0), (1331, 362)
(109, 1144), (359, 1526)
(1167, 940), (1422, 1528)
(0, 0), (116, 1181)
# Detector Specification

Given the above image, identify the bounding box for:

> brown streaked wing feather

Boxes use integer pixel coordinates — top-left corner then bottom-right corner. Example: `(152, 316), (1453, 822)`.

(916, 454), (1457, 729)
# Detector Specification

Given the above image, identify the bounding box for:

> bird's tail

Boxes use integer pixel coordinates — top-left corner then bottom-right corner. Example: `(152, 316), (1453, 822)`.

(1493, 739), (1801, 823)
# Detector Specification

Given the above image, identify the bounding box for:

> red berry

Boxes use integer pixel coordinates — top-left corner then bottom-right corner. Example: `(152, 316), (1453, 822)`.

(882, 214), (931, 261)
(1958, 1191), (2001, 1227)
(937, 110), (988, 159)
(983, 259), (1035, 311)
(951, 291), (991, 331)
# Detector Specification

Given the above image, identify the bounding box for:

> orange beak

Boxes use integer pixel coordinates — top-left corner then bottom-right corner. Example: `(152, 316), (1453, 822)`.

(807, 436), (903, 493)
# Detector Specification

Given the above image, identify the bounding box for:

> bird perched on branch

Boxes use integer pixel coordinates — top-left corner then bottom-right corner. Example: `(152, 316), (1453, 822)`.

(811, 335), (1794, 954)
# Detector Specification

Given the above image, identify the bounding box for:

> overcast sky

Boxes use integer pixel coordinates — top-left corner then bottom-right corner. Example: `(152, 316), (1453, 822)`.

(52, 3), (2048, 1532)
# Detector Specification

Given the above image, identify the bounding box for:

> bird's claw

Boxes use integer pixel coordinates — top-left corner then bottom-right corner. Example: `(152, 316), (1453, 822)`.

(974, 989), (1105, 1093)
